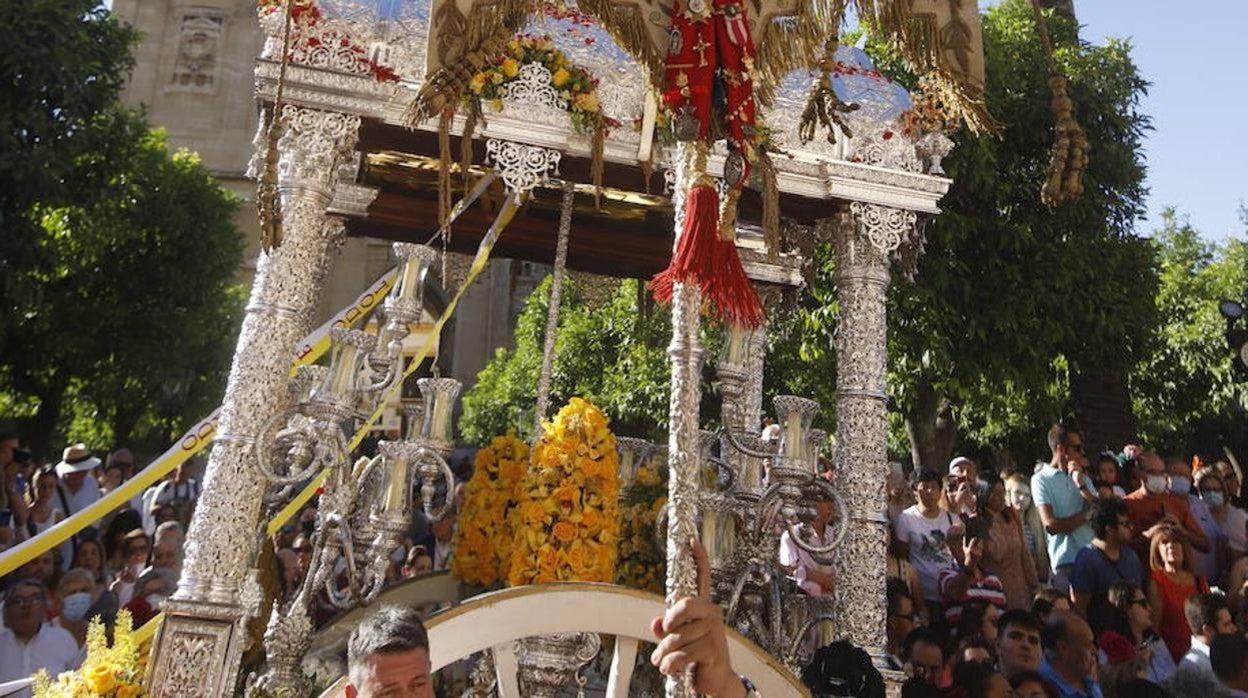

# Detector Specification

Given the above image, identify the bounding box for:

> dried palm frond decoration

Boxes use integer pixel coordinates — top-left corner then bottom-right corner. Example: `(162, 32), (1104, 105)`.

(753, 0), (846, 108)
(855, 0), (997, 134)
(798, 36), (860, 146)
(1029, 0), (1087, 204)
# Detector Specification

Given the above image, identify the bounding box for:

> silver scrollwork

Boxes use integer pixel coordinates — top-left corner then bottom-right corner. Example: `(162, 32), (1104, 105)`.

(485, 138), (562, 194)
(849, 201), (919, 256)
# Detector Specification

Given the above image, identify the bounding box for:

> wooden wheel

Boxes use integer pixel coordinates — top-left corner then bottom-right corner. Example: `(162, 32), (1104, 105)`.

(317, 582), (810, 697)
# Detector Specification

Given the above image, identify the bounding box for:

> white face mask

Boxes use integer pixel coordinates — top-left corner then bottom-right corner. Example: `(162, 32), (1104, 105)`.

(1145, 475), (1168, 495)
(147, 593), (168, 610)
(1169, 476), (1191, 495)
(60, 592), (92, 622)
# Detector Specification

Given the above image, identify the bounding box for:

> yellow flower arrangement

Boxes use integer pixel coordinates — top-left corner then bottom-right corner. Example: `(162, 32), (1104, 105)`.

(464, 34), (618, 135)
(34, 611), (145, 698)
(616, 461), (668, 594)
(451, 432), (530, 587)
(508, 397), (620, 586)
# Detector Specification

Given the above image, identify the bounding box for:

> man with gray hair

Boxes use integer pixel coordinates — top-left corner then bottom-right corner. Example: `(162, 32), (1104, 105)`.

(0, 579), (81, 697)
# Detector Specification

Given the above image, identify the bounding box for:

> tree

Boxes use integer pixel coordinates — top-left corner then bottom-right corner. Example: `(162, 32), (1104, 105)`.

(775, 0), (1156, 469)
(0, 121), (245, 455)
(462, 277), (673, 444)
(1131, 209), (1248, 458)
(0, 0), (139, 324)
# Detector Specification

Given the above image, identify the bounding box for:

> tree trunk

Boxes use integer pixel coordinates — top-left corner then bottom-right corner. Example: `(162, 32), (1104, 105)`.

(1037, 0), (1076, 21)
(1070, 368), (1137, 456)
(16, 382), (66, 460)
(904, 380), (958, 472)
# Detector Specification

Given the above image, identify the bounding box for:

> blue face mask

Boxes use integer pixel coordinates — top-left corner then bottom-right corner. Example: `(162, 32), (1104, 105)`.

(1204, 491), (1225, 508)
(1169, 476), (1191, 495)
(60, 592), (92, 622)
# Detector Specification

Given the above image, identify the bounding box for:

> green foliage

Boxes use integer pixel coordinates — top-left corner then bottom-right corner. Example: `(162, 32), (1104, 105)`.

(0, 0), (245, 455)
(460, 277), (675, 444)
(1, 121), (245, 452)
(1131, 210), (1248, 456)
(0, 0), (140, 312)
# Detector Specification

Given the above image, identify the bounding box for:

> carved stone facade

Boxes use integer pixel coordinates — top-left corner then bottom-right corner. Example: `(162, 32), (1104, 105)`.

(170, 12), (225, 91)
(148, 107), (360, 696)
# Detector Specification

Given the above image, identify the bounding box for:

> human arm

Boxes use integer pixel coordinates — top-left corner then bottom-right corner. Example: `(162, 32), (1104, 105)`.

(908, 564), (929, 623)
(1180, 506), (1211, 553)
(1146, 576), (1163, 632)
(891, 515), (911, 561)
(1037, 502), (1087, 535)
(650, 540), (747, 698)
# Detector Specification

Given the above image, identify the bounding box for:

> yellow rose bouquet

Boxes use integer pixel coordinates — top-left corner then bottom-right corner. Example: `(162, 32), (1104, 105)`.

(464, 34), (618, 135)
(34, 611), (145, 698)
(616, 461), (668, 594)
(508, 398), (620, 586)
(451, 432), (530, 587)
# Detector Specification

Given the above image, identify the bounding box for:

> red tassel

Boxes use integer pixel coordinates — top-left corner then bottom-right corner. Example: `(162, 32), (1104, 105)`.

(708, 237), (764, 327)
(650, 183), (765, 328)
(650, 183), (721, 302)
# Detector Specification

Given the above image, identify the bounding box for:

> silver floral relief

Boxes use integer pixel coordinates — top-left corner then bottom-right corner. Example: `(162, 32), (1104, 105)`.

(148, 618), (234, 697)
(277, 106), (363, 194)
(849, 201), (919, 257)
(847, 116), (921, 173)
(829, 208), (906, 659)
(485, 138), (562, 194)
(158, 106), (359, 694)
(502, 63), (568, 111)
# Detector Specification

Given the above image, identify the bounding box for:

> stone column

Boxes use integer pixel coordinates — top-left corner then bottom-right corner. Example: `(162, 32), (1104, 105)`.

(830, 202), (917, 662)
(147, 106), (361, 697)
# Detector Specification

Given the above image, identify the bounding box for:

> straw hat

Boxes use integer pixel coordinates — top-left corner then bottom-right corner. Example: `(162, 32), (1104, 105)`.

(55, 443), (101, 476)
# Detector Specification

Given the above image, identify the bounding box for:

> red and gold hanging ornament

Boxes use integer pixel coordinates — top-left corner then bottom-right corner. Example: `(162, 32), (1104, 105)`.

(649, 0), (764, 328)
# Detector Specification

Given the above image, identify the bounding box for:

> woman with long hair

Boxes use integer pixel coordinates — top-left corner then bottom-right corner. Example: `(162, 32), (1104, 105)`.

(1145, 525), (1208, 661)
(1005, 473), (1049, 583)
(71, 535), (111, 586)
(25, 466), (71, 568)
(1104, 580), (1175, 685)
(977, 476), (1039, 609)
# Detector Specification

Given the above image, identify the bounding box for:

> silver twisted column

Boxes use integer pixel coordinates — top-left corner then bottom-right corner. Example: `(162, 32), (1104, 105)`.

(148, 106), (361, 697)
(831, 203), (917, 663)
(664, 141), (706, 698)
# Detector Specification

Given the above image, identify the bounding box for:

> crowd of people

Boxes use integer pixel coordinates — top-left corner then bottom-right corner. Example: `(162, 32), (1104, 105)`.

(0, 431), (466, 694)
(9, 422), (1248, 698)
(0, 436), (202, 693)
(879, 424), (1248, 698)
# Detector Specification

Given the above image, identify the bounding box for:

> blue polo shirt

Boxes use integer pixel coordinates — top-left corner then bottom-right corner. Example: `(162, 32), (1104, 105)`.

(1039, 658), (1104, 698)
(1031, 465), (1094, 571)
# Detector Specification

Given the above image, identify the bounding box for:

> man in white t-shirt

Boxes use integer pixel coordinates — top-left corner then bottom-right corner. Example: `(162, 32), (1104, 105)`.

(0, 580), (80, 698)
(893, 469), (961, 612)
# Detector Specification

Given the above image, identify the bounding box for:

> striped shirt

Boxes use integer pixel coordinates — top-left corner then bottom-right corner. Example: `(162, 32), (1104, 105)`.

(938, 565), (1007, 630)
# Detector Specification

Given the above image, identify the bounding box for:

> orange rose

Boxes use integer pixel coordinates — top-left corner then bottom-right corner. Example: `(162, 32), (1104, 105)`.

(553, 521), (577, 543)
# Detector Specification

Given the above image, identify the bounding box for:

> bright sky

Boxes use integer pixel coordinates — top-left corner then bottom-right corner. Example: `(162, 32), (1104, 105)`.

(989, 1), (1248, 242)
